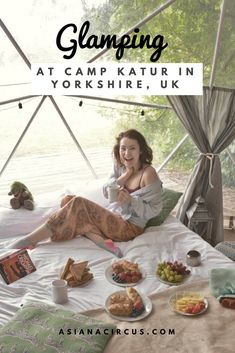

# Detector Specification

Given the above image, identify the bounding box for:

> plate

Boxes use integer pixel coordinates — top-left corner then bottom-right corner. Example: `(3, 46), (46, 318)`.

(156, 273), (190, 286)
(169, 292), (208, 316)
(105, 265), (146, 287)
(105, 290), (152, 321)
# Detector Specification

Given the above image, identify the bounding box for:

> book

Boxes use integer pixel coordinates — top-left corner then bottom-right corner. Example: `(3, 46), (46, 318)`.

(0, 249), (36, 285)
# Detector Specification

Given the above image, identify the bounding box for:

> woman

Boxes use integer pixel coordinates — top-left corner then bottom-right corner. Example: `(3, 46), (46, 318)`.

(8, 129), (162, 250)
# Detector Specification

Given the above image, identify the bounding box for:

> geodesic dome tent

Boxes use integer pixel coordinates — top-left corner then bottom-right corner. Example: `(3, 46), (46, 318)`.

(0, 0), (235, 246)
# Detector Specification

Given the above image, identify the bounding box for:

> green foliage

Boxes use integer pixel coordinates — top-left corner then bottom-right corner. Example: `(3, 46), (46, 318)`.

(220, 144), (235, 187)
(82, 0), (235, 185)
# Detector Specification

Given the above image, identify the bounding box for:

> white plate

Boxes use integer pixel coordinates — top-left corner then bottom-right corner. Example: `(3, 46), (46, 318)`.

(105, 265), (146, 287)
(105, 290), (152, 321)
(156, 273), (190, 286)
(169, 292), (208, 316)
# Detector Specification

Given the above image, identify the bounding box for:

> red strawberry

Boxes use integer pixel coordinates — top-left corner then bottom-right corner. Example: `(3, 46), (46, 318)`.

(118, 272), (127, 281)
(192, 301), (205, 314)
(125, 276), (132, 283)
(134, 299), (143, 311)
(184, 304), (194, 314)
(131, 275), (140, 283)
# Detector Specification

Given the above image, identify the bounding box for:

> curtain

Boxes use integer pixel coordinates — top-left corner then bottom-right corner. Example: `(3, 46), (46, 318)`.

(168, 86), (235, 246)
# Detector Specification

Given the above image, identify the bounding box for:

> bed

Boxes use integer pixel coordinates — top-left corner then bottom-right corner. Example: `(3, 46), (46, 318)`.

(0, 179), (234, 352)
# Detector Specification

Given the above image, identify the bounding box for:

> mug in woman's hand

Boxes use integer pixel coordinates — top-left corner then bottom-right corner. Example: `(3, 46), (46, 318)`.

(108, 185), (120, 203)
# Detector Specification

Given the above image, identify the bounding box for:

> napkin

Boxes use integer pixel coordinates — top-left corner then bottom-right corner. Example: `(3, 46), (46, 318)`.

(209, 268), (235, 302)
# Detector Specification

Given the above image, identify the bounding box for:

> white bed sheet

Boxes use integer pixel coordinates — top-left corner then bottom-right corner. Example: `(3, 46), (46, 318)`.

(0, 214), (233, 327)
(0, 179), (109, 237)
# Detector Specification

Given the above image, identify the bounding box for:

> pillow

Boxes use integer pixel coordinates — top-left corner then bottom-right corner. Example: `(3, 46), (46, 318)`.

(0, 301), (116, 353)
(74, 178), (108, 207)
(146, 188), (182, 227)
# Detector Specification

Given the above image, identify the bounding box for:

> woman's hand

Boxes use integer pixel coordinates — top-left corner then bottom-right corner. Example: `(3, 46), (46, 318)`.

(117, 187), (131, 204)
(125, 166), (134, 178)
(117, 167), (134, 186)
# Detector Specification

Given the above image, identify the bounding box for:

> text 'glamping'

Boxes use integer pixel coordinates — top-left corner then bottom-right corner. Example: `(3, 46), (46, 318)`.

(56, 21), (168, 62)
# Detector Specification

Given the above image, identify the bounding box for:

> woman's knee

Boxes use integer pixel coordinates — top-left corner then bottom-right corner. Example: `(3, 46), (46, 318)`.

(60, 195), (88, 207)
(60, 195), (76, 208)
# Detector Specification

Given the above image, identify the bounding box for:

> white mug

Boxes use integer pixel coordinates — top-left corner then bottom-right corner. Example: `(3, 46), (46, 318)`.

(108, 185), (120, 203)
(52, 279), (68, 304)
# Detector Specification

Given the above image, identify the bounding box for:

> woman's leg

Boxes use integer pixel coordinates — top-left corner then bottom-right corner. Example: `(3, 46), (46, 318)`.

(8, 196), (143, 248)
(46, 196), (143, 242)
(7, 223), (52, 249)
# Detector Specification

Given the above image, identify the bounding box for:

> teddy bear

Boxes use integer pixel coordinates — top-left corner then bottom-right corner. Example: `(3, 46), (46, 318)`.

(8, 181), (34, 210)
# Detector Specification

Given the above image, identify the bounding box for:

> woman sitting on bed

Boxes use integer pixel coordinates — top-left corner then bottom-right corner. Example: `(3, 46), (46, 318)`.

(9, 129), (162, 250)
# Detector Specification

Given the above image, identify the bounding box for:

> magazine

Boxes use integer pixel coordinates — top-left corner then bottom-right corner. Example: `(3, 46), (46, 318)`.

(0, 249), (36, 284)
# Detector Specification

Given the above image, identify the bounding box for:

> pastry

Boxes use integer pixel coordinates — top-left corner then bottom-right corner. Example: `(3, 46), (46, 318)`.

(112, 260), (139, 273)
(108, 302), (133, 317)
(126, 287), (139, 303)
(110, 293), (132, 305)
(127, 287), (143, 307)
(108, 288), (144, 317)
(127, 288), (145, 316)
(112, 260), (142, 283)
(108, 292), (133, 316)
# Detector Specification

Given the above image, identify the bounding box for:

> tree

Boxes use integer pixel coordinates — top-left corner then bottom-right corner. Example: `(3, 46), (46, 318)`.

(82, 0), (235, 182)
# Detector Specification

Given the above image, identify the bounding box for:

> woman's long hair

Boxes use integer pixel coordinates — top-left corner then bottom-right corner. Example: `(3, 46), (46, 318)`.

(113, 129), (153, 167)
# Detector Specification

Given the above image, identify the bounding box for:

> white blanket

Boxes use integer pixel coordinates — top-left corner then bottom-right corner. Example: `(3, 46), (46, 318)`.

(0, 182), (233, 326)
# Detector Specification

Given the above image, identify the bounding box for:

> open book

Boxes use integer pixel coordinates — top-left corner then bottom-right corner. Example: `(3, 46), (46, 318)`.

(0, 249), (36, 284)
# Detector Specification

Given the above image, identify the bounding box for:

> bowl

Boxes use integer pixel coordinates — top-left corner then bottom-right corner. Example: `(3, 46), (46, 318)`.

(169, 291), (208, 316)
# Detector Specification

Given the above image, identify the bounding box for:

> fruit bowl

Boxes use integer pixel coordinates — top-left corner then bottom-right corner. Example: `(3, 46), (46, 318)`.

(169, 291), (208, 316)
(156, 261), (191, 285)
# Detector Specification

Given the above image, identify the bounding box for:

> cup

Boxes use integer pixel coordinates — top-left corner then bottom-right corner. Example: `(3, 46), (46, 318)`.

(186, 250), (201, 267)
(52, 279), (68, 304)
(108, 185), (120, 203)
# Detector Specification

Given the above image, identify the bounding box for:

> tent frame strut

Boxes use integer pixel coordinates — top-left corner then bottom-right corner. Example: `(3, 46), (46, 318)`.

(87, 0), (177, 63)
(0, 1), (176, 179)
(68, 95), (172, 110)
(157, 134), (189, 173)
(0, 95), (39, 106)
(0, 0), (233, 179)
(209, 0), (227, 88)
(0, 96), (46, 177)
(0, 18), (31, 69)
(0, 20), (98, 179)
(49, 96), (97, 179)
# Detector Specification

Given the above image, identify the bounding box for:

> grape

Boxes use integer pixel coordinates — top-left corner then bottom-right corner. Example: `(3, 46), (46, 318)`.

(131, 306), (145, 317)
(156, 260), (191, 282)
(161, 274), (167, 280)
(112, 273), (125, 283)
